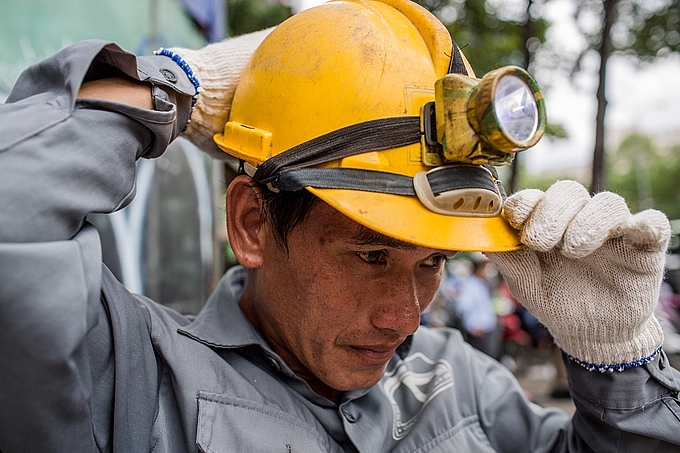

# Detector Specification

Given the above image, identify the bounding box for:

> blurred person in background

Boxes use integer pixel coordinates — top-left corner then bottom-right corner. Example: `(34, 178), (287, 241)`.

(453, 255), (503, 360)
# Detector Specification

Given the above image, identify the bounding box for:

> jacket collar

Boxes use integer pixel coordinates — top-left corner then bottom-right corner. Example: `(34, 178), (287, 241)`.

(178, 266), (266, 349)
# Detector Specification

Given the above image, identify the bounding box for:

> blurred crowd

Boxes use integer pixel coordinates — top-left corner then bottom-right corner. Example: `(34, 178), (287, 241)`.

(422, 253), (552, 356)
(657, 277), (680, 368)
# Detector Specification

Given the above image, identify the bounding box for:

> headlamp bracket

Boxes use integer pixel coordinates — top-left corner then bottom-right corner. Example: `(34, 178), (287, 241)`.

(420, 102), (444, 167)
(413, 165), (504, 217)
(426, 67), (545, 167)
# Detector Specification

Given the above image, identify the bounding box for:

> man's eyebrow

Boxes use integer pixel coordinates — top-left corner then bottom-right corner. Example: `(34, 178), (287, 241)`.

(351, 227), (418, 250)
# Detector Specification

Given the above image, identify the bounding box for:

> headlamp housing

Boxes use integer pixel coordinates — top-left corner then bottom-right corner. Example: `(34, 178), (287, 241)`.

(422, 66), (546, 167)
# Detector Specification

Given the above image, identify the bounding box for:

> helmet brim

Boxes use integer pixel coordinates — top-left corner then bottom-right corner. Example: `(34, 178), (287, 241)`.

(307, 187), (522, 252)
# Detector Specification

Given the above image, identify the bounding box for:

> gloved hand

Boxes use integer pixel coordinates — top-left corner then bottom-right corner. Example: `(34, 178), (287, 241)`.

(168, 28), (273, 159)
(487, 180), (670, 371)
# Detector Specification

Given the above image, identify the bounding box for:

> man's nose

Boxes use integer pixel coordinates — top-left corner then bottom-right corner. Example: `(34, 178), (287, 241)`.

(369, 274), (422, 336)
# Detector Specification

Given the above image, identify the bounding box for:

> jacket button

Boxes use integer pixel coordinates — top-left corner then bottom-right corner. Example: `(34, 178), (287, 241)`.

(267, 356), (282, 372)
(342, 409), (356, 423)
(159, 68), (177, 83)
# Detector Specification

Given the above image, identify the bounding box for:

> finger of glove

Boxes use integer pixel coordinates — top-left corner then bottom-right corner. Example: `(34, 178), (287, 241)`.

(521, 180), (590, 252)
(502, 188), (544, 230)
(562, 191), (630, 259)
(621, 209), (671, 251)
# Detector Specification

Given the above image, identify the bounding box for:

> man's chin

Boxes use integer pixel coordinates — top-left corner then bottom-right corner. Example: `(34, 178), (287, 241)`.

(322, 365), (388, 393)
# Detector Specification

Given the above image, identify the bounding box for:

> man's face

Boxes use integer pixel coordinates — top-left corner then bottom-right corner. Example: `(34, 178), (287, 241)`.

(239, 201), (453, 400)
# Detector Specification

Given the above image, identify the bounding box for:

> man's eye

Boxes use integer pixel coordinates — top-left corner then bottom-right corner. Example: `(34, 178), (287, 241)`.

(422, 254), (448, 269)
(357, 250), (387, 264)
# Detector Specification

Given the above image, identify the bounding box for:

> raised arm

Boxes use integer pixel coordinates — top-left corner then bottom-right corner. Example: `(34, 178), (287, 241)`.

(487, 180), (680, 451)
(0, 30), (269, 452)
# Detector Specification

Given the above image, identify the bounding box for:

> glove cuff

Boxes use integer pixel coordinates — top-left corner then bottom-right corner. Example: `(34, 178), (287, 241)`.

(556, 315), (664, 371)
(169, 28), (273, 159)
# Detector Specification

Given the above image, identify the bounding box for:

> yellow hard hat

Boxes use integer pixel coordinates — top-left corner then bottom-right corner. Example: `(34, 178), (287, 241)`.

(215, 0), (545, 252)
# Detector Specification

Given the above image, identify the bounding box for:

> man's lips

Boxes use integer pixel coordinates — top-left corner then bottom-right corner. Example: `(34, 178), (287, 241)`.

(348, 343), (402, 363)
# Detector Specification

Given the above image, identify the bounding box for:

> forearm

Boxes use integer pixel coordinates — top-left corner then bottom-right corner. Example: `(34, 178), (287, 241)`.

(0, 40), (194, 243)
(474, 347), (680, 452)
(77, 75), (153, 109)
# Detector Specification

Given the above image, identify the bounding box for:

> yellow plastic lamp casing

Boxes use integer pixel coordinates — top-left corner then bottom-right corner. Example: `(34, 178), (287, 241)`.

(433, 67), (546, 166)
(214, 0), (522, 252)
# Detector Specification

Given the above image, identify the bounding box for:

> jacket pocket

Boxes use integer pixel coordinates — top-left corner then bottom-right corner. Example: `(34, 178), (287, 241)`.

(196, 391), (334, 453)
(411, 415), (497, 453)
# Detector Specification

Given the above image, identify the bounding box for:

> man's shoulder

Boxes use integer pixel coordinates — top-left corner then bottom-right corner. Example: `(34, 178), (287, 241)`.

(100, 264), (192, 331)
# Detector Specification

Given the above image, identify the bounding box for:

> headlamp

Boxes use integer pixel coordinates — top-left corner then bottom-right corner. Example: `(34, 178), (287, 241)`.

(422, 66), (546, 167)
(414, 66), (545, 217)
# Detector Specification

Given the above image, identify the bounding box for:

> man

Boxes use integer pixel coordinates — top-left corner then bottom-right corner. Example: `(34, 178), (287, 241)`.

(1, 0), (679, 451)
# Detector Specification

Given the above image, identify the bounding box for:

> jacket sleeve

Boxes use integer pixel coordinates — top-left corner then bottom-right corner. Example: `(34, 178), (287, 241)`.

(475, 347), (680, 452)
(0, 40), (194, 453)
(561, 351), (680, 451)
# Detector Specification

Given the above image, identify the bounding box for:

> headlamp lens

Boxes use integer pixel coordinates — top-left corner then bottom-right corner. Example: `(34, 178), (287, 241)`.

(494, 75), (538, 143)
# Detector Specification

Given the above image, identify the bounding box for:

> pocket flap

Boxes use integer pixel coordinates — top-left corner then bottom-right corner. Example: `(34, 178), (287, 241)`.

(196, 392), (334, 453)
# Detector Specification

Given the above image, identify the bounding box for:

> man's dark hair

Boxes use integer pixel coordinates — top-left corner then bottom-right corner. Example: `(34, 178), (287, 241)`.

(237, 161), (321, 250)
(260, 184), (320, 251)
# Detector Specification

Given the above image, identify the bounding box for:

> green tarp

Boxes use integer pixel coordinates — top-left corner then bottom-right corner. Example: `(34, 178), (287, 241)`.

(0, 0), (206, 93)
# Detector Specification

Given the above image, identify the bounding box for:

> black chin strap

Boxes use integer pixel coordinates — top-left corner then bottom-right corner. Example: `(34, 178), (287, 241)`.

(243, 114), (502, 198)
(273, 165), (503, 199)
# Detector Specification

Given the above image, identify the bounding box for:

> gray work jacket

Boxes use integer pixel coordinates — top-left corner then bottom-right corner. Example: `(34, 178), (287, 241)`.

(1, 40), (679, 453)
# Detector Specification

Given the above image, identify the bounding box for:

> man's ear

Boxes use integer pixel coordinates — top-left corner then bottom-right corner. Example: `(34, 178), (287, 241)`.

(226, 175), (267, 269)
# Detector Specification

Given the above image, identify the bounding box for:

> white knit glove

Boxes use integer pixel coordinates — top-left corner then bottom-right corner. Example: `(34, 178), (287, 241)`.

(169, 28), (273, 159)
(487, 180), (670, 371)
